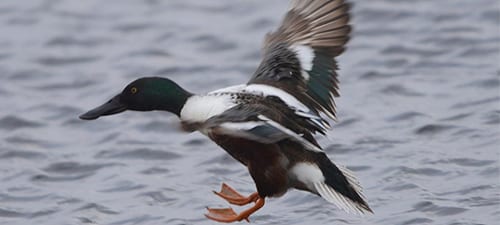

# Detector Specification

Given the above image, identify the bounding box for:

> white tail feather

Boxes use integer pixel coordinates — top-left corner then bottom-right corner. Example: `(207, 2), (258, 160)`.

(337, 165), (365, 199)
(314, 182), (371, 215)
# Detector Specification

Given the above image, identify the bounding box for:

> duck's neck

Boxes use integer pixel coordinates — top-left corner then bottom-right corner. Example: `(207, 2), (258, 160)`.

(159, 83), (193, 117)
(165, 90), (192, 117)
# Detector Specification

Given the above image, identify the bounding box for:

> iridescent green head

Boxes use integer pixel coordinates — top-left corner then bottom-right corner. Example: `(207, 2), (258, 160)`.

(80, 77), (192, 120)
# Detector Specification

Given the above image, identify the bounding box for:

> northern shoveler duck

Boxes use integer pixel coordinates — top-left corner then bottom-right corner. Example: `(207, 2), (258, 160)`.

(80, 0), (372, 222)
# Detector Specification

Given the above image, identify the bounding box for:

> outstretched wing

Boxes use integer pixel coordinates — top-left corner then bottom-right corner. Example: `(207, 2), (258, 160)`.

(248, 0), (351, 120)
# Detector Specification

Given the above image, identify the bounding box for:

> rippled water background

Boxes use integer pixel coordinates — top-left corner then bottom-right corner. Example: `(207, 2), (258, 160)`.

(1, 0), (499, 224)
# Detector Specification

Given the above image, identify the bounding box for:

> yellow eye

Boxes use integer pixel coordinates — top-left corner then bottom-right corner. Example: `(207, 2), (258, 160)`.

(131, 87), (138, 94)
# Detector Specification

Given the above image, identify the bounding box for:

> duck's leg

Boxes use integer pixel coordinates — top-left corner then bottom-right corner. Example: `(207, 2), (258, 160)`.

(205, 196), (265, 223)
(213, 183), (259, 205)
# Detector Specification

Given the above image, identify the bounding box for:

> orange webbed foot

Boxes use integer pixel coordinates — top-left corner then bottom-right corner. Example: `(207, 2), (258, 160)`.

(205, 207), (249, 223)
(205, 197), (265, 223)
(206, 184), (266, 223)
(213, 183), (259, 206)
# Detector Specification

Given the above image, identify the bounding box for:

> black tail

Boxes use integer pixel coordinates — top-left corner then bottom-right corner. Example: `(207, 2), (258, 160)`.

(315, 152), (373, 213)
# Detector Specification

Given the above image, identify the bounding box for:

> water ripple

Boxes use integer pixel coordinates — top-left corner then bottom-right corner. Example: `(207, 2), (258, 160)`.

(46, 36), (111, 47)
(401, 217), (433, 225)
(0, 193), (49, 202)
(482, 110), (500, 125)
(381, 45), (446, 57)
(0, 116), (43, 130)
(427, 158), (496, 167)
(400, 166), (449, 176)
(380, 84), (424, 96)
(450, 96), (500, 109)
(140, 167), (170, 175)
(190, 34), (237, 52)
(99, 181), (146, 193)
(0, 208), (57, 219)
(138, 191), (176, 203)
(415, 124), (456, 135)
(36, 55), (100, 66)
(0, 150), (45, 160)
(440, 113), (473, 122)
(34, 80), (95, 90)
(95, 148), (181, 160)
(43, 162), (120, 174)
(387, 111), (428, 122)
(75, 203), (119, 215)
(108, 215), (164, 225)
(412, 201), (468, 216)
(31, 173), (94, 182)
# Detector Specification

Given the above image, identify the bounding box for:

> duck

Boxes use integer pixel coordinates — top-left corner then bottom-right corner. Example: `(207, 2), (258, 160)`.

(80, 0), (372, 222)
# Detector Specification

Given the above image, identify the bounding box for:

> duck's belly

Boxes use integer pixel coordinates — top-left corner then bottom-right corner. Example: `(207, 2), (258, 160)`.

(208, 132), (291, 197)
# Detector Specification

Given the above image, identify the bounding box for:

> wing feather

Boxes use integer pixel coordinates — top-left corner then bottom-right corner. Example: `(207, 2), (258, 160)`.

(249, 0), (351, 122)
(201, 96), (325, 153)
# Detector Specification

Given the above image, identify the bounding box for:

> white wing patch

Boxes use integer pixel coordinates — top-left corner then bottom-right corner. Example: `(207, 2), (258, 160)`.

(292, 45), (314, 72)
(301, 70), (310, 81)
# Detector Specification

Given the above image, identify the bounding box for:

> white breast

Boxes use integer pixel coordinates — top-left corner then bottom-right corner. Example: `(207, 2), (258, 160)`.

(180, 94), (236, 123)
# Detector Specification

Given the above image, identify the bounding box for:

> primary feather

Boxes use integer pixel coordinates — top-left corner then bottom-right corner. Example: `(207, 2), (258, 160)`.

(250, 0), (351, 121)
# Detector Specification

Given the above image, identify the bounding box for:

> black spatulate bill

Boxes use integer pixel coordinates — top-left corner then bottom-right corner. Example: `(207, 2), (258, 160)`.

(79, 94), (127, 120)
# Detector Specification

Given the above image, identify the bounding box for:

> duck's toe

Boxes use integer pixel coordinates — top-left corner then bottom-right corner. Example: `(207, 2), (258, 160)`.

(205, 196), (265, 223)
(205, 207), (249, 223)
(213, 183), (258, 206)
(216, 183), (245, 198)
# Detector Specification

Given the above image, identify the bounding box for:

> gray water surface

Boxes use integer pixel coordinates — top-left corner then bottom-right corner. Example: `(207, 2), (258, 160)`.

(1, 0), (499, 224)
